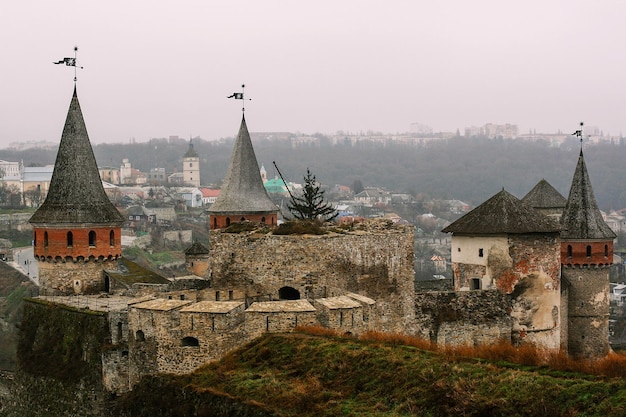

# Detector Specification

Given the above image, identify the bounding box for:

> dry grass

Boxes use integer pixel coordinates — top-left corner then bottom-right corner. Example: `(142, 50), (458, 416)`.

(349, 330), (626, 378)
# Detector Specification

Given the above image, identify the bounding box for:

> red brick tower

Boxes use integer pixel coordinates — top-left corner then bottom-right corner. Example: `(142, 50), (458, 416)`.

(29, 87), (125, 295)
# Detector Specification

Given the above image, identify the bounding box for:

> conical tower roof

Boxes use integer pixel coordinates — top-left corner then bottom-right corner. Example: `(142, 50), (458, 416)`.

(560, 150), (615, 240)
(522, 179), (567, 210)
(30, 87), (124, 226)
(442, 189), (560, 235)
(208, 115), (277, 214)
(184, 140), (199, 158)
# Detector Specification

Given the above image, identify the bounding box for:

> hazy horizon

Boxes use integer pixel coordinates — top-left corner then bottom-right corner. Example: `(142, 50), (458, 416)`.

(2, 1), (625, 147)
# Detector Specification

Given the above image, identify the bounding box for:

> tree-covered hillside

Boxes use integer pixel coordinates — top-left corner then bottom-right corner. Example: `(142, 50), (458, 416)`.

(3, 136), (626, 209)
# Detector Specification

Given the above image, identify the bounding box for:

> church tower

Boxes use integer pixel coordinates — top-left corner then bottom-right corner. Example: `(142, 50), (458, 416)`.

(561, 149), (615, 357)
(29, 87), (125, 295)
(183, 139), (200, 187)
(208, 115), (278, 229)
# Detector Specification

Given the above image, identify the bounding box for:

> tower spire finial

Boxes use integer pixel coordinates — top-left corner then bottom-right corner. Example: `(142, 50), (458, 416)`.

(53, 46), (84, 83)
(227, 83), (252, 112)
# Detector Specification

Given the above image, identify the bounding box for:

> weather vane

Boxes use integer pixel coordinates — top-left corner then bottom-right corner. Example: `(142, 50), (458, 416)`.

(227, 84), (252, 112)
(572, 121), (587, 147)
(53, 46), (83, 82)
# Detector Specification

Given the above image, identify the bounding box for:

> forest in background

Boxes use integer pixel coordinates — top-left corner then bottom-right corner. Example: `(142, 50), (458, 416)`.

(2, 135), (626, 210)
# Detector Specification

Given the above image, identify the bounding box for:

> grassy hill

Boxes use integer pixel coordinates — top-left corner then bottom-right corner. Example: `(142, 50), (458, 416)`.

(115, 329), (626, 417)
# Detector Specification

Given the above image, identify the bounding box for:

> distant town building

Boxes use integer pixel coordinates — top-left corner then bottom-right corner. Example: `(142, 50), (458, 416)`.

(183, 140), (200, 187)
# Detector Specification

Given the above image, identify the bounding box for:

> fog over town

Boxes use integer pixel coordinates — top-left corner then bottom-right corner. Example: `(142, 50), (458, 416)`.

(2, 1), (626, 148)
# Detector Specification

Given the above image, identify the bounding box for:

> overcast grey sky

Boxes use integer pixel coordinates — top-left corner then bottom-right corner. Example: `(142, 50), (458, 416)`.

(1, 1), (625, 147)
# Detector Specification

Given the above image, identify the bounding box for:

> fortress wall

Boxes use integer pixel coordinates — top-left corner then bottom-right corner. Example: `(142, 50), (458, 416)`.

(414, 290), (513, 346)
(209, 223), (415, 333)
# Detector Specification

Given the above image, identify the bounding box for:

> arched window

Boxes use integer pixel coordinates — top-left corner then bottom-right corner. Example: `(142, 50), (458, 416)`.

(44, 232), (48, 248)
(226, 217), (231, 227)
(135, 330), (145, 341)
(89, 230), (96, 247)
(605, 244), (609, 257)
(213, 217), (217, 229)
(67, 231), (73, 247)
(567, 245), (572, 258)
(110, 230), (115, 246)
(586, 245), (592, 257)
(181, 336), (199, 347)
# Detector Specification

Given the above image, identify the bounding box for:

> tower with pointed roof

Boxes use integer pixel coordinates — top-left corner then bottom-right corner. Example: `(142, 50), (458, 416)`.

(183, 139), (200, 187)
(442, 189), (562, 349)
(208, 116), (278, 229)
(561, 149), (615, 357)
(29, 87), (125, 295)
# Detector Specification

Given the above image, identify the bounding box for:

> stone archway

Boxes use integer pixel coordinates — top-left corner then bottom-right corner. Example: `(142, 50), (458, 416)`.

(279, 286), (300, 300)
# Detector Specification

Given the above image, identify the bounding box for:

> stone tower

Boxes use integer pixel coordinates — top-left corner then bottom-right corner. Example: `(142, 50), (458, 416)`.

(29, 87), (125, 295)
(561, 149), (615, 357)
(183, 139), (200, 187)
(442, 189), (562, 349)
(208, 115), (278, 229)
(184, 241), (210, 277)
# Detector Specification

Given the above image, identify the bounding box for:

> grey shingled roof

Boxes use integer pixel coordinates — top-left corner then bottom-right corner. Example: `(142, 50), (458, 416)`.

(184, 241), (209, 256)
(442, 189), (560, 235)
(29, 87), (125, 226)
(560, 150), (616, 240)
(208, 115), (278, 214)
(522, 179), (567, 210)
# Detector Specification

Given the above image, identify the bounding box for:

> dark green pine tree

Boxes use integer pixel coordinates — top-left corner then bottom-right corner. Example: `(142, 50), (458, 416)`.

(288, 168), (338, 221)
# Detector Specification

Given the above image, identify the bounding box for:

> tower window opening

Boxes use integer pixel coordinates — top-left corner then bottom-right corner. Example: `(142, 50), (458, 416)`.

(605, 244), (609, 257)
(110, 230), (115, 246)
(226, 218), (231, 227)
(67, 231), (73, 247)
(213, 218), (217, 229)
(478, 248), (484, 257)
(586, 245), (592, 258)
(44, 232), (48, 248)
(567, 245), (572, 258)
(471, 278), (481, 290)
(89, 230), (96, 247)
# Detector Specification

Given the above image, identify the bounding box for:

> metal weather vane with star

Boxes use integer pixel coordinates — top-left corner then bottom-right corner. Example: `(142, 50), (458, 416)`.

(54, 46), (83, 82)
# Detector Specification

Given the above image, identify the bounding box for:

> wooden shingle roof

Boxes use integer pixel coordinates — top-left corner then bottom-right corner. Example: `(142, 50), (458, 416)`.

(208, 115), (277, 215)
(442, 189), (560, 235)
(30, 87), (124, 226)
(522, 179), (567, 210)
(561, 150), (616, 240)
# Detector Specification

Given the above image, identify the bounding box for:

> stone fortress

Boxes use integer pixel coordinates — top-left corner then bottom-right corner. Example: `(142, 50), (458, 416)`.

(19, 86), (615, 400)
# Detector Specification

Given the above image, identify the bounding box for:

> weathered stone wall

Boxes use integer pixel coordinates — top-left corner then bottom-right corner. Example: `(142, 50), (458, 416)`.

(209, 223), (415, 334)
(414, 290), (512, 346)
(563, 265), (611, 357)
(38, 259), (115, 295)
(450, 233), (561, 350)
